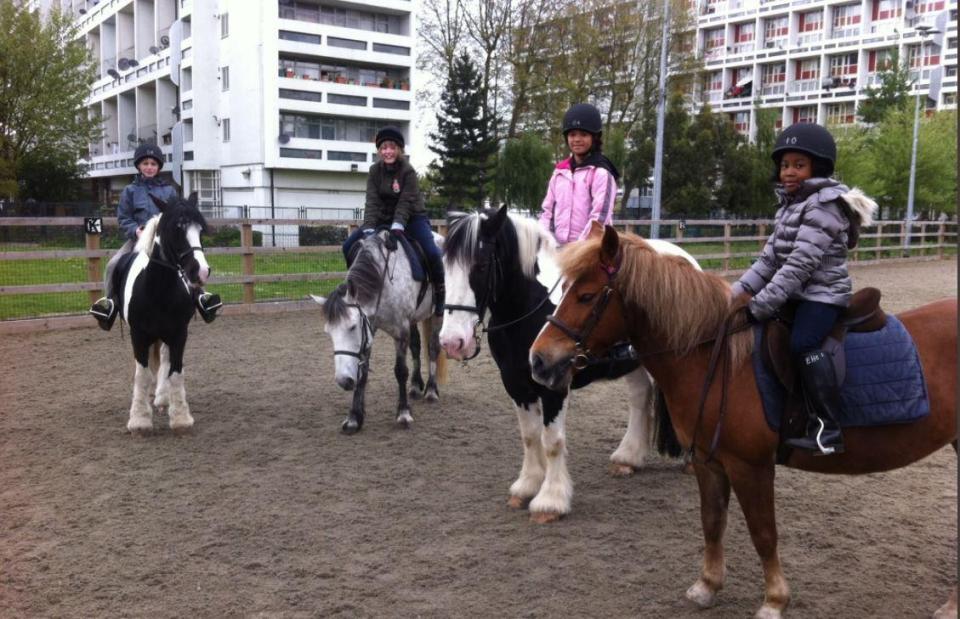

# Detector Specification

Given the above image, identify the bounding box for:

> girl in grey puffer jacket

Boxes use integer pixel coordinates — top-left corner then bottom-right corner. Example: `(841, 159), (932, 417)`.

(731, 123), (877, 456)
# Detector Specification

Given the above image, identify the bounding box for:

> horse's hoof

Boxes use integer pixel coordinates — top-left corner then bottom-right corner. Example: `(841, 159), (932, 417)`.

(754, 605), (783, 619)
(341, 420), (361, 435)
(529, 511), (563, 524)
(686, 580), (718, 608)
(408, 387), (423, 400)
(608, 462), (637, 477)
(396, 410), (413, 428)
(506, 495), (531, 510)
(682, 461), (696, 475)
(424, 388), (439, 403)
(127, 424), (153, 436)
(171, 424), (194, 436)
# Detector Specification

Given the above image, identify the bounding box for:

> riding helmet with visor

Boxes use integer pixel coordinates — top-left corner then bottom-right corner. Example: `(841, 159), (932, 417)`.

(562, 103), (603, 136)
(134, 143), (165, 169)
(771, 123), (836, 175)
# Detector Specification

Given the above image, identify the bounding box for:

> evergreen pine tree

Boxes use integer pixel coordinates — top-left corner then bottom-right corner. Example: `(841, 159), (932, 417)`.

(429, 52), (499, 210)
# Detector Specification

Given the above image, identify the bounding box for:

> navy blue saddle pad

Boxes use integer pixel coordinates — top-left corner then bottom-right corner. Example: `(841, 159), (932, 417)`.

(753, 315), (930, 430)
(397, 235), (428, 283)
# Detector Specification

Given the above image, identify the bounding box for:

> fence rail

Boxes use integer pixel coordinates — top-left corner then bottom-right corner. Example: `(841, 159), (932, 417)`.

(0, 216), (955, 328)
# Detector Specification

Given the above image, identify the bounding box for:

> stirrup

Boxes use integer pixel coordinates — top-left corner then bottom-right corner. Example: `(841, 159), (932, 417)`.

(198, 292), (222, 323)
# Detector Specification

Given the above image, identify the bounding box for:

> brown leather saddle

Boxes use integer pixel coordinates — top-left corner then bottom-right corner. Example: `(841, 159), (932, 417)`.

(761, 288), (888, 461)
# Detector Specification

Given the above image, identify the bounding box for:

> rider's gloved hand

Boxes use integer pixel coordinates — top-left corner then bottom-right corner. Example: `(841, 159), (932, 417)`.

(362, 228), (375, 236)
(384, 223), (404, 251)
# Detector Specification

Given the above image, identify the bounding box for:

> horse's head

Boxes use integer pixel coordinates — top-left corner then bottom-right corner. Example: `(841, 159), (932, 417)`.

(439, 205), (513, 360)
(311, 282), (374, 391)
(150, 192), (211, 287)
(530, 223), (630, 391)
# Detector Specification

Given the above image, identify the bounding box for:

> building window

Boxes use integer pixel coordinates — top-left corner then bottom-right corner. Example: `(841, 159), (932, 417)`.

(913, 0), (945, 12)
(798, 10), (824, 45)
(825, 102), (855, 125)
(793, 106), (817, 124)
(220, 13), (229, 38)
(704, 28), (725, 59)
(279, 113), (390, 142)
(279, 30), (321, 44)
(726, 66), (752, 98)
(831, 4), (861, 38)
(222, 118), (230, 142)
(829, 53), (858, 77)
(872, 0), (902, 21)
(328, 93), (367, 106)
(280, 2), (404, 35)
(279, 88), (322, 102)
(280, 147), (323, 159)
(328, 151), (367, 162)
(328, 36), (366, 50)
(733, 22), (754, 54)
(761, 63), (786, 95)
(372, 43), (410, 56)
(192, 170), (220, 206)
(763, 16), (789, 46)
(221, 66), (229, 91)
(732, 111), (750, 134)
(372, 98), (411, 110)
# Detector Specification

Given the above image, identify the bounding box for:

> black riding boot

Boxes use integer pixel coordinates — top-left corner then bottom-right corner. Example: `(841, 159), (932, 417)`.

(785, 350), (845, 455)
(430, 260), (445, 317)
(196, 291), (222, 323)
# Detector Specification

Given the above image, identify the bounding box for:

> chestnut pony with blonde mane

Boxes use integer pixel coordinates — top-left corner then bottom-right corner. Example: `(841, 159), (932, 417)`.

(530, 223), (957, 619)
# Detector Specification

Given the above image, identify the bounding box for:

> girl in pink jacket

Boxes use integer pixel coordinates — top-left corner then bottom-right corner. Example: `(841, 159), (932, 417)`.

(539, 103), (621, 245)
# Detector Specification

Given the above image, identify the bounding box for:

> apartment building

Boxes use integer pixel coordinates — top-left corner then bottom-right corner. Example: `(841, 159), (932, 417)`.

(37, 0), (414, 240)
(692, 0), (957, 136)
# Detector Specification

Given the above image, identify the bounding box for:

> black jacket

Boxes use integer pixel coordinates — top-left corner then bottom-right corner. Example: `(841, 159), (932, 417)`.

(362, 158), (425, 229)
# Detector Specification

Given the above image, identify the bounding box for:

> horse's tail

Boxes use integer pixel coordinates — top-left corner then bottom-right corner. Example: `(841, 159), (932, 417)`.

(421, 318), (448, 384)
(653, 388), (683, 458)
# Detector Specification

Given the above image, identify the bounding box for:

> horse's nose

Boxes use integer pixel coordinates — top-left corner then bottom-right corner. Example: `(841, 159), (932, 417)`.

(336, 376), (356, 391)
(198, 266), (210, 284)
(441, 337), (463, 358)
(530, 351), (546, 377)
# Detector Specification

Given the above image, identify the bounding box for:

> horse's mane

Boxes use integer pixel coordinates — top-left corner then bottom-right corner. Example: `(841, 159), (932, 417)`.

(345, 237), (386, 307)
(443, 210), (554, 280)
(558, 232), (751, 363)
(323, 283), (351, 324)
(134, 215), (161, 253)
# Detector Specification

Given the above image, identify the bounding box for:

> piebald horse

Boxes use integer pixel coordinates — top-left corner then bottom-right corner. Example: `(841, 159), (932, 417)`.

(440, 207), (698, 523)
(530, 223), (957, 617)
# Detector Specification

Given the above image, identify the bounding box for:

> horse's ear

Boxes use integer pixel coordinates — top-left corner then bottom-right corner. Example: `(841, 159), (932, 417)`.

(600, 225), (620, 264)
(149, 194), (168, 212)
(187, 192), (199, 208)
(346, 279), (356, 298)
(587, 220), (604, 239)
(488, 204), (508, 232)
(309, 294), (326, 308)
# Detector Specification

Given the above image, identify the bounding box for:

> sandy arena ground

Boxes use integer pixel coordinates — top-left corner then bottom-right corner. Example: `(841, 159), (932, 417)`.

(1, 259), (956, 618)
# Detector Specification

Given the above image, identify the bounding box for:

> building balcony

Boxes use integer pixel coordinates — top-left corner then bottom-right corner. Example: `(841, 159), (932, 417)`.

(793, 77), (821, 92)
(796, 31), (824, 46)
(830, 26), (862, 40)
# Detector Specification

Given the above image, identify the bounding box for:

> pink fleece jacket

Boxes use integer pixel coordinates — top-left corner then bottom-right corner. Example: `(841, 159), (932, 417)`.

(538, 158), (617, 245)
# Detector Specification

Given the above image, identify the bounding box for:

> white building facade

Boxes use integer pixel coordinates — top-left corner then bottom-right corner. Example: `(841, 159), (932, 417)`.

(692, 0), (957, 135)
(40, 0), (414, 239)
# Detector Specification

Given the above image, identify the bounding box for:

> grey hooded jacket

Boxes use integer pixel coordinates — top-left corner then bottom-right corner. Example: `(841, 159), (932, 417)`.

(732, 178), (877, 321)
(117, 175), (178, 240)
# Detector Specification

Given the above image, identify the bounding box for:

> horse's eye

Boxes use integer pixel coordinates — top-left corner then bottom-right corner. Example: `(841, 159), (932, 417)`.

(349, 325), (357, 332)
(577, 292), (596, 303)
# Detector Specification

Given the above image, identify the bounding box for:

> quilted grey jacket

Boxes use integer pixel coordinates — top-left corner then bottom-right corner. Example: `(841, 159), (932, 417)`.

(732, 178), (877, 321)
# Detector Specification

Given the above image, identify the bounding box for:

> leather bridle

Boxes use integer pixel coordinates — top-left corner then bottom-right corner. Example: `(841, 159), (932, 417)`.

(332, 238), (390, 376)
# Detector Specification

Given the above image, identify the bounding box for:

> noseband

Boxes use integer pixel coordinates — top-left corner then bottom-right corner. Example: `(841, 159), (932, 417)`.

(333, 302), (375, 369)
(544, 257), (621, 370)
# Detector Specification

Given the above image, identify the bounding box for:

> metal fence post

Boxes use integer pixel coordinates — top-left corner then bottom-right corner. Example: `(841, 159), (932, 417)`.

(241, 223), (255, 305)
(85, 229), (101, 304)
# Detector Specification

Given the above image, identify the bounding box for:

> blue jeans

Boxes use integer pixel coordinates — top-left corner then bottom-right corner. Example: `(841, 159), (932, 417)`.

(790, 300), (844, 356)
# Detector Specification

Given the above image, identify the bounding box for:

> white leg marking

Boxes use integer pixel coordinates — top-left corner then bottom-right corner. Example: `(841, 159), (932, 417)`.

(686, 579), (719, 608)
(529, 401), (573, 516)
(153, 343), (171, 410)
(127, 363), (154, 432)
(509, 402), (546, 501)
(610, 367), (655, 471)
(167, 371), (194, 431)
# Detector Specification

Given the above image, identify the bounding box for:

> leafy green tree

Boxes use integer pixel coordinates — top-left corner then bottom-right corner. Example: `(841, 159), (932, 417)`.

(835, 108), (957, 218)
(0, 1), (101, 200)
(429, 52), (499, 209)
(494, 131), (554, 214)
(857, 50), (912, 124)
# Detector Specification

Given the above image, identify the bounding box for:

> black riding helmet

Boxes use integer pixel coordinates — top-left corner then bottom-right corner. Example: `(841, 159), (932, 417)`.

(562, 103), (603, 136)
(771, 123), (836, 175)
(375, 126), (405, 149)
(134, 143), (165, 169)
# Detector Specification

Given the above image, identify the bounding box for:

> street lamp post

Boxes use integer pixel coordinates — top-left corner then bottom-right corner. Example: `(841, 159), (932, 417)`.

(904, 24), (939, 254)
(650, 0), (670, 239)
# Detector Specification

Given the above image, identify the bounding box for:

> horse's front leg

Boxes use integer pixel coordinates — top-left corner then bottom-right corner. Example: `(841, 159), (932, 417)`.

(165, 332), (193, 433)
(507, 400), (546, 510)
(394, 334), (413, 428)
(423, 315), (441, 402)
(127, 333), (154, 434)
(609, 366), (655, 476)
(342, 364), (368, 434)
(529, 391), (573, 524)
(407, 321), (425, 400)
(726, 459), (790, 619)
(152, 343), (171, 411)
(686, 460), (731, 609)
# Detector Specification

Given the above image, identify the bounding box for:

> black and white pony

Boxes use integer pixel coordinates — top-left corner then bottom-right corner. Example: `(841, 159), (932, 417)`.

(439, 207), (699, 523)
(311, 230), (446, 433)
(115, 193), (211, 433)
